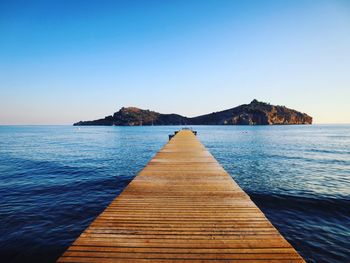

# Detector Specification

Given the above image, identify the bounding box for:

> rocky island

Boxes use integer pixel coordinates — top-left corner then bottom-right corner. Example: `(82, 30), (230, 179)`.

(74, 100), (312, 126)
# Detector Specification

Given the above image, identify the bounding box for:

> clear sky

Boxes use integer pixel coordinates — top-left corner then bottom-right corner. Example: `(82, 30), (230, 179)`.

(1, 0), (349, 124)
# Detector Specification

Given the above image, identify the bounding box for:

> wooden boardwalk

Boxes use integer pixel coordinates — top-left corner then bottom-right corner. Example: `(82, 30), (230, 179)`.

(58, 130), (304, 263)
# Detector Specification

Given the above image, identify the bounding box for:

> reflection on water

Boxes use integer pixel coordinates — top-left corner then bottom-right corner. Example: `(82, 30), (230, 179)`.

(0, 125), (349, 263)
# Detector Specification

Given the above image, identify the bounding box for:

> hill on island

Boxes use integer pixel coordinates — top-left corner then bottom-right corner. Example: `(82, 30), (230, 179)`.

(74, 100), (312, 126)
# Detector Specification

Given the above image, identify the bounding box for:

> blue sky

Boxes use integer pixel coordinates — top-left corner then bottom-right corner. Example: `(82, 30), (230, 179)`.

(1, 0), (349, 124)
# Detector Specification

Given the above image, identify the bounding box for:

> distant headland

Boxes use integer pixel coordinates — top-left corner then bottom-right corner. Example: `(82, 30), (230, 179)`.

(74, 100), (312, 126)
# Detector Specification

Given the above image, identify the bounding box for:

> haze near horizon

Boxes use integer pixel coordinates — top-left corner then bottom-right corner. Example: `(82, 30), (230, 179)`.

(1, 0), (350, 124)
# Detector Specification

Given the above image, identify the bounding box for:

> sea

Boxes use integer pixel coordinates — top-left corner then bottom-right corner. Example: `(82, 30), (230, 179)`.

(0, 125), (349, 263)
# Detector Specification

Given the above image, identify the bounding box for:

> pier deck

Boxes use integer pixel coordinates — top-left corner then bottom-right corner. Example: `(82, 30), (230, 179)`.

(58, 130), (304, 262)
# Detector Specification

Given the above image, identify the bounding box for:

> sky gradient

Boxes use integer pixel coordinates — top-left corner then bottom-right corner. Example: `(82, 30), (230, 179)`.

(1, 0), (350, 124)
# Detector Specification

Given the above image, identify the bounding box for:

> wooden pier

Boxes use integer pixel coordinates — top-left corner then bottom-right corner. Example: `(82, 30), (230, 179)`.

(58, 130), (304, 262)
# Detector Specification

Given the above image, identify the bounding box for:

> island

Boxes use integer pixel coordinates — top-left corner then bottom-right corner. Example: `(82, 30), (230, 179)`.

(74, 99), (312, 126)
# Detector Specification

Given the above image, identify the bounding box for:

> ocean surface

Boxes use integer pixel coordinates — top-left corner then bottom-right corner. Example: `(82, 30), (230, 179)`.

(0, 125), (349, 263)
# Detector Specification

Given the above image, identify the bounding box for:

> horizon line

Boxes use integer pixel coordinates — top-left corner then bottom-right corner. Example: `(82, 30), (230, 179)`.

(1, 123), (349, 126)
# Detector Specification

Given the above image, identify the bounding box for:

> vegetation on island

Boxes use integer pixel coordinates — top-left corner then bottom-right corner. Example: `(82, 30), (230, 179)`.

(74, 100), (312, 126)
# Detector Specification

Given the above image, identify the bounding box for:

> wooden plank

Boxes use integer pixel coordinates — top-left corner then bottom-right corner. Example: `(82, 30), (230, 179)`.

(57, 130), (304, 262)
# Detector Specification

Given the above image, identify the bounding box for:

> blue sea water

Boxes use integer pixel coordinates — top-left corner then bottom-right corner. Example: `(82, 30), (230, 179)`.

(0, 125), (349, 263)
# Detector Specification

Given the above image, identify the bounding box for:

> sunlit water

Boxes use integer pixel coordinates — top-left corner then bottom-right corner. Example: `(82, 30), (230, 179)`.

(0, 125), (349, 263)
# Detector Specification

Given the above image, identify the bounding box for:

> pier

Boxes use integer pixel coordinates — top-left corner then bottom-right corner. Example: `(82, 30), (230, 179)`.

(58, 130), (304, 262)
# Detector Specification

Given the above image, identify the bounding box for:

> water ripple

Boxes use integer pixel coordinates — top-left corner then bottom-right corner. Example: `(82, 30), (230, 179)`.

(0, 125), (349, 263)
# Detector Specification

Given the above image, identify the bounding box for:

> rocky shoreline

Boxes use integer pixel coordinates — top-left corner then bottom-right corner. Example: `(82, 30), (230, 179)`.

(74, 100), (312, 126)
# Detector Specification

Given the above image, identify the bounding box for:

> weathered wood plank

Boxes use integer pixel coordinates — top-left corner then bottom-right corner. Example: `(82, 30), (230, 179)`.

(57, 130), (304, 262)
